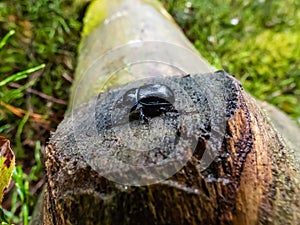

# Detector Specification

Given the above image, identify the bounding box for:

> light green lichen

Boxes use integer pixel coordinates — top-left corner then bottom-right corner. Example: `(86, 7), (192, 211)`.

(82, 0), (109, 36)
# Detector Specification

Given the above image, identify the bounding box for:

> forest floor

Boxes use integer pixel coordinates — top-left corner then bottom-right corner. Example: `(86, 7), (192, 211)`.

(0, 0), (299, 224)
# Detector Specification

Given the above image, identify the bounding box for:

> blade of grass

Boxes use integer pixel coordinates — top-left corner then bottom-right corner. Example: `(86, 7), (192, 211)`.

(12, 167), (30, 225)
(29, 141), (42, 181)
(0, 208), (11, 224)
(0, 30), (15, 50)
(15, 114), (30, 158)
(0, 64), (45, 87)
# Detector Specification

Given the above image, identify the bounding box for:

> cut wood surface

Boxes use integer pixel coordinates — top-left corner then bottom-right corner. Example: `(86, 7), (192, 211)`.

(43, 71), (300, 225)
(32, 0), (300, 224)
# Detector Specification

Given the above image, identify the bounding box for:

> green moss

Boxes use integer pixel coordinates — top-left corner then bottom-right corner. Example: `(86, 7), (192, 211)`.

(82, 0), (109, 36)
(222, 30), (300, 116)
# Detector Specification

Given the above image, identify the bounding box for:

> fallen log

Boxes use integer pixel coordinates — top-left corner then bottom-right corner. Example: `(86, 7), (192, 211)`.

(34, 0), (300, 224)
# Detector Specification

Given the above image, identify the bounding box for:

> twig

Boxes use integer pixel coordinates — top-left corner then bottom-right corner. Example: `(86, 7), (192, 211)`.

(0, 101), (50, 126)
(62, 72), (73, 83)
(8, 83), (67, 105)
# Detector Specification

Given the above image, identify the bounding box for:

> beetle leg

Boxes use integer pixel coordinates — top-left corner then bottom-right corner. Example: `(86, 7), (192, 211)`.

(139, 107), (149, 123)
(130, 102), (138, 113)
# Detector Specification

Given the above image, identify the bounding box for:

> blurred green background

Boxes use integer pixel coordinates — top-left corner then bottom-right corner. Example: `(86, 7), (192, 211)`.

(0, 0), (299, 224)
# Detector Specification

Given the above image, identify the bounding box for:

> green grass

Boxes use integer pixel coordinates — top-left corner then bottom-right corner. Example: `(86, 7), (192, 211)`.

(0, 0), (81, 224)
(0, 0), (299, 224)
(1, 141), (42, 225)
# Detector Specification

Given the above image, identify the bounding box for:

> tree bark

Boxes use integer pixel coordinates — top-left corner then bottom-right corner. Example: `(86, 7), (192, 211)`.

(36, 0), (300, 224)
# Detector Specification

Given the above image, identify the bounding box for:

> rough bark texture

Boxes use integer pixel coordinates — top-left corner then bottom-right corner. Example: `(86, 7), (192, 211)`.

(41, 71), (300, 225)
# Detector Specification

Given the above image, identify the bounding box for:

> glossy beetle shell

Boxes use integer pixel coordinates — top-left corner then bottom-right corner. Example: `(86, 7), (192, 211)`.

(138, 84), (175, 107)
(122, 84), (176, 122)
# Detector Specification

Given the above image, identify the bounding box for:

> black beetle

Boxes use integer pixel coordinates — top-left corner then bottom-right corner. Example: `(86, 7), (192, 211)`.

(122, 84), (176, 123)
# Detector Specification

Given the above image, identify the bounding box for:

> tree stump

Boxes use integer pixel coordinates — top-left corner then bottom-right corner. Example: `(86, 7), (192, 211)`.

(41, 70), (300, 225)
(34, 0), (300, 224)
